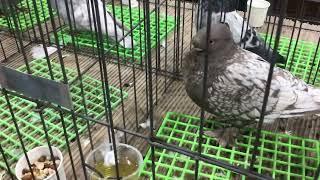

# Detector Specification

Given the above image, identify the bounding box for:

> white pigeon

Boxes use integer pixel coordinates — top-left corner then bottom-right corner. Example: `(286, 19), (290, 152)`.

(183, 23), (320, 146)
(50, 0), (135, 48)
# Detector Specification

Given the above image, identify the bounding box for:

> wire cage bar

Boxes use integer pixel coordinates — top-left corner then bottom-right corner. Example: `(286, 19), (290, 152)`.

(0, 0), (319, 179)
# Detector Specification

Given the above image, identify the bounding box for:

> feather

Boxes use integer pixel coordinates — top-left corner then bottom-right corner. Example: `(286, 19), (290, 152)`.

(30, 44), (57, 59)
(49, 0), (135, 48)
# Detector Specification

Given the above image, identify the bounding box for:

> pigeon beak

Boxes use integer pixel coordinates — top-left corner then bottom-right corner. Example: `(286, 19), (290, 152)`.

(193, 47), (203, 52)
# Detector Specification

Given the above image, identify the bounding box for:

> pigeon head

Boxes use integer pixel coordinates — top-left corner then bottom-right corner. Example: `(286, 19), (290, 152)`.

(192, 23), (235, 52)
(200, 0), (239, 13)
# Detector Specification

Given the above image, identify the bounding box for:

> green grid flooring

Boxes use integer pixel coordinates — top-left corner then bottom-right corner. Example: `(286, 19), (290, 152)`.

(0, 0), (53, 31)
(261, 33), (320, 86)
(53, 5), (176, 64)
(0, 59), (128, 171)
(141, 112), (320, 179)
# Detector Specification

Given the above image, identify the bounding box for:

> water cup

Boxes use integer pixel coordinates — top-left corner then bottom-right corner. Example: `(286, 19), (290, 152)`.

(86, 143), (143, 180)
(246, 0), (271, 27)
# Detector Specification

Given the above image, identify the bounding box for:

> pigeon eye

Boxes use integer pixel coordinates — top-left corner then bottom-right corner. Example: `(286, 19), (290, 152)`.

(209, 40), (214, 44)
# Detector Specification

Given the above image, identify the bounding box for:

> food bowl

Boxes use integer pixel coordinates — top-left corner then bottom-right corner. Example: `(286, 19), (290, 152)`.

(15, 146), (66, 180)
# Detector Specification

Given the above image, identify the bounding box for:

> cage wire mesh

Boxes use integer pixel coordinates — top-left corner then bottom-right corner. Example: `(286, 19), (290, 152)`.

(0, 0), (319, 179)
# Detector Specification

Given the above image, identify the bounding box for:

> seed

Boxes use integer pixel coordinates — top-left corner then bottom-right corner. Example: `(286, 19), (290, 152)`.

(21, 173), (32, 180)
(22, 168), (30, 174)
(38, 156), (47, 162)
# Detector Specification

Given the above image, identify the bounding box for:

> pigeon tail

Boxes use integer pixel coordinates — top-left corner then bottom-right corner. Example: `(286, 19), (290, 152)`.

(278, 86), (320, 119)
(247, 42), (287, 65)
(307, 85), (320, 103)
(100, 5), (136, 48)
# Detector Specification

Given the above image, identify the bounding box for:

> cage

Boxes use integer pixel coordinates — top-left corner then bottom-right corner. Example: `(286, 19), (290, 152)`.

(0, 0), (319, 179)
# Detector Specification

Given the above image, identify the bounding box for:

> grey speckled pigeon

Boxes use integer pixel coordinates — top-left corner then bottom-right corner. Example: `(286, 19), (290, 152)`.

(183, 23), (320, 146)
(196, 0), (287, 65)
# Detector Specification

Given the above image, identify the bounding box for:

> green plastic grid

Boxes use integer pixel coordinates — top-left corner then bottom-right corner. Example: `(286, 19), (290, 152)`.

(141, 112), (320, 179)
(260, 33), (320, 86)
(0, 59), (128, 171)
(52, 5), (176, 64)
(0, 0), (54, 31)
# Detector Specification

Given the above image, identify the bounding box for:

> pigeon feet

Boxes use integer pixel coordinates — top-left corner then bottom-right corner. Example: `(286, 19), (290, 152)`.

(70, 30), (81, 37)
(204, 127), (240, 147)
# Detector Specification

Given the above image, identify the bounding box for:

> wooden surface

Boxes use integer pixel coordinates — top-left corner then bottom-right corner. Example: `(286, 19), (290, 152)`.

(0, 1), (320, 179)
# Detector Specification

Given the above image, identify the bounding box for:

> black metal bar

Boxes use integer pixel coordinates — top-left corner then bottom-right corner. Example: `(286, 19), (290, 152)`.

(307, 36), (320, 84)
(195, 0), (213, 178)
(125, 0), (139, 131)
(57, 110), (78, 179)
(284, 19), (297, 69)
(38, 0), (51, 43)
(35, 106), (61, 180)
(109, 0), (128, 144)
(7, 5), (31, 74)
(249, 0), (288, 170)
(287, 0), (306, 71)
(288, 22), (303, 72)
(242, 0), (253, 49)
(143, 0), (150, 139)
(175, 0), (181, 74)
(92, 0), (121, 179)
(263, 15), (272, 51)
(155, 0), (161, 103)
(70, 113), (89, 180)
(266, 16), (277, 61)
(30, 0), (55, 80)
(164, 0), (169, 92)
(64, 0), (95, 152)
(143, 0), (157, 179)
(24, 0), (37, 41)
(0, 39), (8, 62)
(2, 88), (36, 180)
(0, 143), (15, 180)
(179, 0), (186, 71)
(45, 0), (69, 84)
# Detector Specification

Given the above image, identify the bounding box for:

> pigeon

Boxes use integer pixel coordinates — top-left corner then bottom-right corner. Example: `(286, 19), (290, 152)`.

(183, 23), (320, 146)
(50, 0), (135, 48)
(195, 0), (287, 64)
(0, 0), (22, 16)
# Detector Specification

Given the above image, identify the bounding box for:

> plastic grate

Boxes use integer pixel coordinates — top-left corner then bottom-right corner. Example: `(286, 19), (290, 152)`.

(0, 59), (128, 171)
(0, 0), (54, 31)
(260, 33), (320, 86)
(52, 5), (176, 64)
(141, 112), (320, 179)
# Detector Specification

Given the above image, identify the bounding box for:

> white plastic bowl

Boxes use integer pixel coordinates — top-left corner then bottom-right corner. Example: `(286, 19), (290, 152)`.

(85, 143), (143, 180)
(15, 146), (66, 180)
(246, 0), (271, 27)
